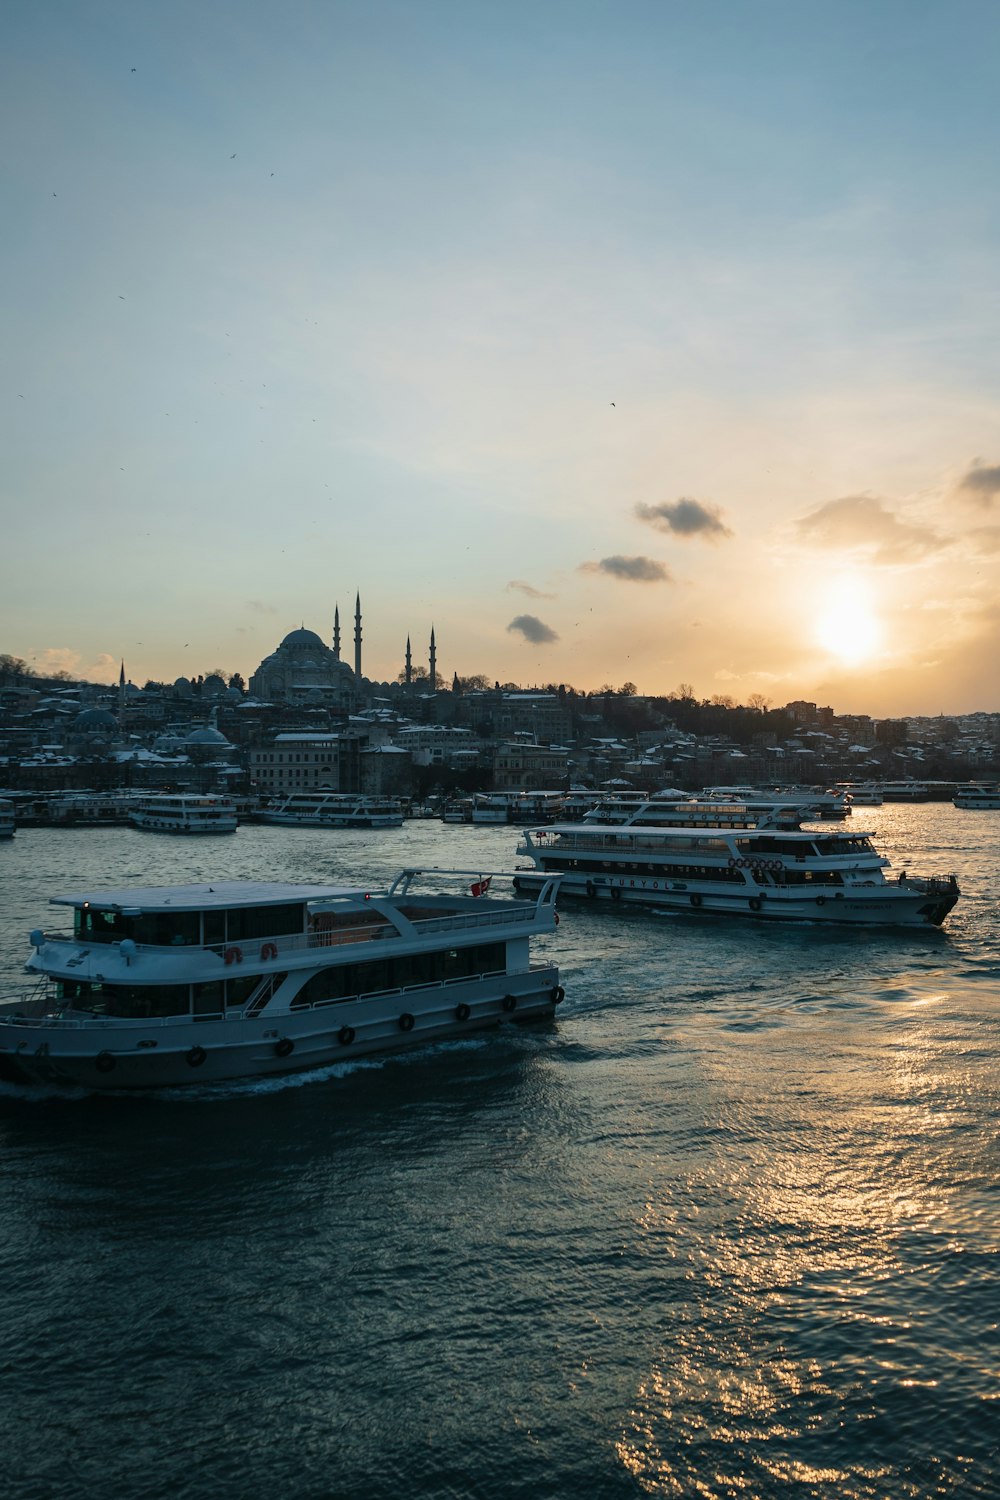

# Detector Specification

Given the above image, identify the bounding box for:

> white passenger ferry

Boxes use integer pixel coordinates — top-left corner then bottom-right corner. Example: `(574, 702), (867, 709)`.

(513, 797), (959, 927)
(0, 870), (564, 1089)
(129, 794), (238, 834)
(0, 799), (14, 839)
(261, 793), (404, 828)
(953, 784), (1000, 809)
(704, 785), (851, 819)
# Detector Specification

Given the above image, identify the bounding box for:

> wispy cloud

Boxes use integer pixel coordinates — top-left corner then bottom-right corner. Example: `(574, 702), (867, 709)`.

(957, 460), (1000, 507)
(580, 556), (671, 582)
(794, 494), (947, 564)
(247, 599), (277, 614)
(635, 498), (733, 541)
(506, 579), (555, 599)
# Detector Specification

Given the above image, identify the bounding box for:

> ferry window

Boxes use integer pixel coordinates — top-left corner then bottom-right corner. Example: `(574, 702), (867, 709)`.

(227, 903), (305, 942)
(193, 981), (224, 1016)
(203, 910), (225, 946)
(100, 983), (190, 1018)
(226, 974), (261, 1008)
(133, 911), (200, 947)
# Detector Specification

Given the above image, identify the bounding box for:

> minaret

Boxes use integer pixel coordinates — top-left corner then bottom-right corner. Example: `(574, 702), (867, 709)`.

(429, 627), (437, 692)
(118, 660), (126, 725)
(333, 605), (341, 661)
(405, 636), (412, 686)
(354, 592), (362, 679)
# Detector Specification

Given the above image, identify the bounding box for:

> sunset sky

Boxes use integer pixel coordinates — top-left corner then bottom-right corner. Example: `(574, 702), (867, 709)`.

(3, 0), (999, 715)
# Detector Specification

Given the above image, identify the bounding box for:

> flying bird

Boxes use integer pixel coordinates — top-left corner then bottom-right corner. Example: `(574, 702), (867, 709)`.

(230, 153), (237, 159)
(131, 67), (136, 72)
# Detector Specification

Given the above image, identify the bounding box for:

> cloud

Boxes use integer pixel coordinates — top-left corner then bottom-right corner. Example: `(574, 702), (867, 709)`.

(580, 555), (671, 582)
(507, 614), (559, 644)
(635, 498), (733, 540)
(247, 599), (277, 614)
(794, 494), (947, 564)
(506, 579), (555, 599)
(967, 526), (1000, 555)
(957, 460), (1000, 507)
(34, 647), (81, 675)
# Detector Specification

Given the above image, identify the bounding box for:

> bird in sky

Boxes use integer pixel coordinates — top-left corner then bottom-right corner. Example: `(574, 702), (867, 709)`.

(230, 153), (237, 159)
(131, 67), (136, 72)
(610, 402), (615, 407)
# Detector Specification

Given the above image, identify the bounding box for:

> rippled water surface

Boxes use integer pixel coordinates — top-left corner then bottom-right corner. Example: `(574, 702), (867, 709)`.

(1, 806), (998, 1499)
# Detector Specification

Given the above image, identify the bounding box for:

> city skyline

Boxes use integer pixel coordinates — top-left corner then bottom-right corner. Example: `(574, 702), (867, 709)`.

(3, 2), (999, 716)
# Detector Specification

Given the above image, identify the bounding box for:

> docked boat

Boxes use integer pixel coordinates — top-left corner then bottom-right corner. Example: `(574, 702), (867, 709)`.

(130, 794), (238, 834)
(835, 783), (883, 806)
(704, 785), (851, 819)
(953, 784), (1000, 809)
(0, 870), (564, 1089)
(261, 793), (404, 828)
(0, 799), (14, 839)
(513, 796), (959, 926)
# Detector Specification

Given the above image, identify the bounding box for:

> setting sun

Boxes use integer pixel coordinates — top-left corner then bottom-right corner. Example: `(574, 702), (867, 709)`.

(814, 577), (883, 664)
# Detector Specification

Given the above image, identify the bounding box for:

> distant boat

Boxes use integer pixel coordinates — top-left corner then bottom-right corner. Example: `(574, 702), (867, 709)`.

(0, 799), (14, 839)
(953, 784), (1000, 810)
(130, 794), (238, 835)
(261, 793), (403, 828)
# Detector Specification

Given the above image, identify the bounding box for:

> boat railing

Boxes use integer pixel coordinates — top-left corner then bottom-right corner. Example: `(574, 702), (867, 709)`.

(25, 902), (544, 967)
(900, 873), (960, 895)
(0, 962), (553, 1031)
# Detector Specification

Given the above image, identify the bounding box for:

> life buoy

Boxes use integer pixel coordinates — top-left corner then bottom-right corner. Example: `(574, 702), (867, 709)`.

(585, 881), (597, 898)
(224, 946), (243, 966)
(690, 893), (702, 909)
(550, 985), (565, 1004)
(274, 1037), (294, 1057)
(610, 887), (622, 901)
(95, 1051), (116, 1073)
(454, 1002), (471, 1021)
(554, 912), (559, 925)
(338, 1025), (355, 1046)
(398, 1012), (415, 1032)
(727, 857), (738, 868)
(186, 1045), (207, 1068)
(749, 897), (762, 913)
(260, 942), (278, 961)
(501, 994), (517, 1013)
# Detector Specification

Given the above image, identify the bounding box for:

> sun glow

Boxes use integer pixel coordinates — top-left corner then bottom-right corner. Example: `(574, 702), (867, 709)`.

(814, 577), (883, 664)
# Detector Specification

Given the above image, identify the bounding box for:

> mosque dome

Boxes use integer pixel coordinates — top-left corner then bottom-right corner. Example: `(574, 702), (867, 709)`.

(74, 707), (117, 731)
(249, 622), (356, 707)
(280, 627), (327, 650)
(202, 674), (227, 697)
(186, 727), (230, 746)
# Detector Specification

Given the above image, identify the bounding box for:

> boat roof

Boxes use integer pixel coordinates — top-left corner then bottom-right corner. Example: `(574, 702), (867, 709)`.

(538, 820), (871, 839)
(51, 881), (362, 912)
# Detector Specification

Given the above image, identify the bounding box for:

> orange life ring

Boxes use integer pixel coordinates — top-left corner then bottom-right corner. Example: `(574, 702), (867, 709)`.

(224, 946), (243, 966)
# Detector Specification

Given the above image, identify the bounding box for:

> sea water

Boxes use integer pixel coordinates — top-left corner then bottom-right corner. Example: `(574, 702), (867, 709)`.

(0, 805), (997, 1499)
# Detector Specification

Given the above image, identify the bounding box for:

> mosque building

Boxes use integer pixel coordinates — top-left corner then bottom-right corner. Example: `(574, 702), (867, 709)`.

(248, 596), (438, 704)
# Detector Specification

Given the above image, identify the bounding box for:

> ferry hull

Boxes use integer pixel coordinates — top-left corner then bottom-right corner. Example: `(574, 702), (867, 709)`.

(512, 871), (958, 928)
(0, 969), (563, 1090)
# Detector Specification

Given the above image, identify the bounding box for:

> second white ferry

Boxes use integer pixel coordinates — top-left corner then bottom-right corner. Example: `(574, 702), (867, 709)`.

(513, 796), (959, 927)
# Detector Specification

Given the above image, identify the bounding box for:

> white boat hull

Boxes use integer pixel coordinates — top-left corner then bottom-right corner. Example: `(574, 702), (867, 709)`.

(512, 870), (957, 928)
(0, 969), (562, 1089)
